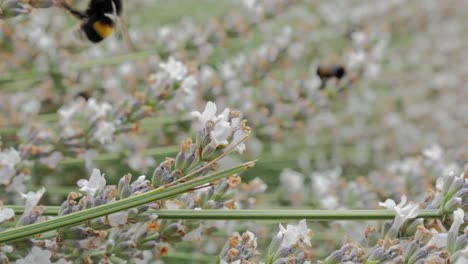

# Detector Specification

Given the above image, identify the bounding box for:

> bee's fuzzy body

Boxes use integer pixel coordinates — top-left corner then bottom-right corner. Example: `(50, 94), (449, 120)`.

(61, 0), (122, 43)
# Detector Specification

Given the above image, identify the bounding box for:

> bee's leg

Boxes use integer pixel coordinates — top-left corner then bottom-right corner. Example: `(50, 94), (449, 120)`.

(319, 78), (328, 90)
(54, 0), (88, 20)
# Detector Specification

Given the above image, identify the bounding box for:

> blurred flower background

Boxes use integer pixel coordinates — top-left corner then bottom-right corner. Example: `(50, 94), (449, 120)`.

(1, 0), (468, 263)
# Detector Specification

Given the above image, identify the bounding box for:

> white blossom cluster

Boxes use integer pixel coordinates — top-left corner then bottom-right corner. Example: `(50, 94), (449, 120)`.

(1, 0), (468, 263)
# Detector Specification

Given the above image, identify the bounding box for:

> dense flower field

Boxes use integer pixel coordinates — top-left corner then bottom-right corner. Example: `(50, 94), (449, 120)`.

(0, 0), (467, 263)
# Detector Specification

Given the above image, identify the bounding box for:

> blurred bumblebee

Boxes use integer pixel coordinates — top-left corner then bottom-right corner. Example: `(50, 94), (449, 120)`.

(316, 64), (346, 89)
(56, 0), (135, 49)
(75, 90), (92, 101)
(55, 0), (121, 43)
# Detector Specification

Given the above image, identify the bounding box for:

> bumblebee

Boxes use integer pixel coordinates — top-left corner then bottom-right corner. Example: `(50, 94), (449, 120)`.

(75, 91), (92, 101)
(316, 64), (346, 80)
(316, 64), (346, 89)
(57, 0), (122, 43)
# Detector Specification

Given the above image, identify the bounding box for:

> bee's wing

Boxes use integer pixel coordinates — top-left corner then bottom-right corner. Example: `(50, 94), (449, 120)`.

(111, 1), (138, 51)
(118, 14), (138, 51)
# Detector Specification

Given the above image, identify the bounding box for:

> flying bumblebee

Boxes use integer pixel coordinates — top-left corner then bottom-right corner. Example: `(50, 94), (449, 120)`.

(316, 64), (346, 89)
(75, 90), (92, 101)
(55, 0), (135, 49)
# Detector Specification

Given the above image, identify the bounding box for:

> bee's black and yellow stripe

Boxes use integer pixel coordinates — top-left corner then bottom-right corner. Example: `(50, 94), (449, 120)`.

(61, 0), (122, 43)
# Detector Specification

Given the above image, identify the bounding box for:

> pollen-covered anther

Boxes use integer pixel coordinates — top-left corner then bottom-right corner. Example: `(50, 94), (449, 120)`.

(159, 89), (170, 99)
(67, 192), (81, 202)
(230, 111), (241, 119)
(131, 122), (141, 132)
(225, 199), (237, 209)
(107, 188), (117, 199)
(241, 120), (251, 133)
(21, 144), (40, 156)
(155, 244), (170, 258)
(147, 74), (158, 84)
(364, 225), (376, 238)
(186, 61), (198, 73)
(146, 221), (160, 232)
(134, 92), (146, 103)
(181, 138), (193, 153)
(176, 226), (187, 237)
(142, 105), (153, 115)
(206, 120), (215, 129)
(242, 232), (252, 242)
(423, 189), (435, 203)
(164, 157), (175, 167)
(228, 235), (241, 248)
(376, 239), (384, 247)
(84, 255), (92, 264)
(295, 236), (305, 248)
(209, 162), (218, 171)
(426, 220), (443, 233)
(227, 248), (240, 258)
(228, 175), (241, 188)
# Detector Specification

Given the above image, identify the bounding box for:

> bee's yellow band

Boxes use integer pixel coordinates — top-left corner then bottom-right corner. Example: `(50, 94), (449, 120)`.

(93, 21), (114, 38)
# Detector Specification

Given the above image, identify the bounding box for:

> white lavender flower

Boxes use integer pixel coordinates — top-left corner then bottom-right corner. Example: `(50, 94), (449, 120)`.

(86, 98), (112, 119)
(20, 187), (45, 215)
(0, 147), (20, 185)
(0, 148), (21, 170)
(278, 219), (312, 248)
(160, 57), (188, 81)
(379, 195), (420, 238)
(210, 120), (232, 147)
(0, 206), (14, 224)
(16, 246), (69, 264)
(93, 121), (116, 144)
(228, 129), (247, 154)
(191, 101), (219, 126)
(77, 168), (106, 197)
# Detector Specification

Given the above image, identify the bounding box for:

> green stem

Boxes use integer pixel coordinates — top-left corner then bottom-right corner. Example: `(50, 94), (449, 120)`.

(162, 252), (216, 263)
(142, 209), (444, 221)
(59, 145), (179, 167)
(9, 207), (442, 221)
(0, 50), (160, 85)
(0, 161), (254, 243)
(0, 115), (185, 138)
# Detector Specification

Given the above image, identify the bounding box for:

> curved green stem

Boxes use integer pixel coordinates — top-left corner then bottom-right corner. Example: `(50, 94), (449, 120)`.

(9, 206), (442, 221)
(0, 161), (255, 243)
(59, 145), (179, 167)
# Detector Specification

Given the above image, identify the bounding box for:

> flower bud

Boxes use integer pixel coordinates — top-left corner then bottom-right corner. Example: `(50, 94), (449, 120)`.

(1, 7), (29, 19)
(366, 246), (385, 262)
(201, 142), (217, 161)
(443, 174), (455, 195)
(29, 0), (54, 8)
(152, 161), (171, 188)
(274, 244), (296, 260)
(323, 250), (343, 264)
(444, 197), (462, 213)
(174, 152), (187, 172)
(117, 241), (136, 251)
(61, 226), (99, 240)
(404, 239), (420, 261)
(406, 218), (424, 236)
(454, 235), (468, 252)
(447, 178), (464, 197)
(268, 231), (284, 256)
